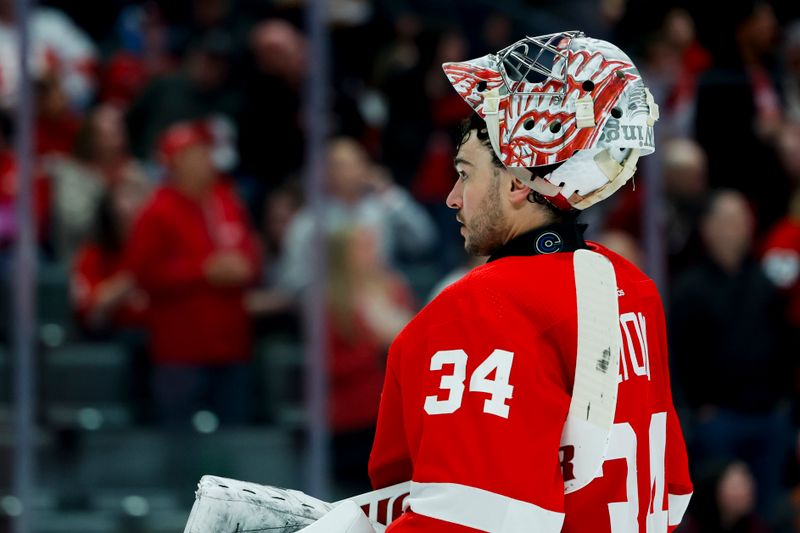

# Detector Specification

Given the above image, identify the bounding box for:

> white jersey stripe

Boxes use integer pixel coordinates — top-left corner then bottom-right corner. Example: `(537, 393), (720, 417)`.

(667, 492), (692, 526)
(406, 482), (565, 533)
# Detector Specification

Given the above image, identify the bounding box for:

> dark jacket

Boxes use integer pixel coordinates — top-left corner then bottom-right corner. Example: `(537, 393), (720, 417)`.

(670, 256), (790, 412)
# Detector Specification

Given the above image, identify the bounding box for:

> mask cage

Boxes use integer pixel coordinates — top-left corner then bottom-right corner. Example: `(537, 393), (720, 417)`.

(496, 31), (584, 98)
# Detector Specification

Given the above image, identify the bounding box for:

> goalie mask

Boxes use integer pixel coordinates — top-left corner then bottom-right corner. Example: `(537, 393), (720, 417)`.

(443, 31), (659, 210)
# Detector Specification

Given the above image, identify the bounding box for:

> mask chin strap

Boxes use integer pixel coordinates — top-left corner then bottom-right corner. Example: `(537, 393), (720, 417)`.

(512, 167), (563, 197)
(481, 89), (504, 161)
(500, 147), (640, 212)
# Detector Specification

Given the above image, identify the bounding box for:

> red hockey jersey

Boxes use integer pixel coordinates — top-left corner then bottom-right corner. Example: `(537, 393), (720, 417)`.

(369, 230), (692, 533)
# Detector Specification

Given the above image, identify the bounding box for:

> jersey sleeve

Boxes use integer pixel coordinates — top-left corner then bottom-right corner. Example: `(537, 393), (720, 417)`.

(379, 281), (574, 532)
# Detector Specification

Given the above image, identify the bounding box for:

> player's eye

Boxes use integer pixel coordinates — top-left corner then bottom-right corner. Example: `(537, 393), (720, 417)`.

(458, 170), (469, 182)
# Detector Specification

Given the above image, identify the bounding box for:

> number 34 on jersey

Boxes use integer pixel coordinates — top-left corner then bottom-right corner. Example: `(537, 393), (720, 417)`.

(423, 310), (651, 420)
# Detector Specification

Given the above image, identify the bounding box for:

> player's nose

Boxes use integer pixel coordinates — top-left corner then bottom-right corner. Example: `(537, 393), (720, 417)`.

(446, 180), (462, 210)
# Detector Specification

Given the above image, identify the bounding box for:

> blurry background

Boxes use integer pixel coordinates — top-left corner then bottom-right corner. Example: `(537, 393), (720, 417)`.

(1, 0), (800, 531)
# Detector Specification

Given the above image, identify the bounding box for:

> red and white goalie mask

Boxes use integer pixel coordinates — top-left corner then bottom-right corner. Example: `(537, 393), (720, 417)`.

(443, 31), (659, 210)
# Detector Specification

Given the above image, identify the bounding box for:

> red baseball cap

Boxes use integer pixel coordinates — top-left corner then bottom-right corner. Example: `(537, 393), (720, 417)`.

(157, 121), (212, 165)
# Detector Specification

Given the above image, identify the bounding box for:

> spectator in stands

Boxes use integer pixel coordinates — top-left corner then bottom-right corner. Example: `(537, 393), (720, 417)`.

(671, 189), (792, 519)
(411, 30), (472, 274)
(760, 124), (800, 437)
(0, 0), (98, 111)
(259, 182), (304, 286)
(125, 30), (241, 162)
(70, 176), (152, 422)
(168, 0), (252, 56)
(482, 13), (513, 53)
(238, 20), (306, 191)
(49, 103), (148, 260)
(34, 73), (81, 158)
(596, 230), (644, 270)
(246, 183), (303, 334)
(681, 460), (770, 533)
(694, 0), (787, 232)
(424, 29), (470, 132)
(0, 110), (50, 253)
(102, 2), (176, 111)
(276, 137), (437, 296)
(605, 137), (708, 274)
(124, 121), (262, 427)
(761, 121), (800, 330)
(374, 14), (431, 188)
(326, 225), (414, 494)
(71, 177), (150, 334)
(640, 9), (710, 137)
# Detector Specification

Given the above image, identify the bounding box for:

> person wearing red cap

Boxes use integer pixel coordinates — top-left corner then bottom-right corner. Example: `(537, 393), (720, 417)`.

(125, 120), (262, 427)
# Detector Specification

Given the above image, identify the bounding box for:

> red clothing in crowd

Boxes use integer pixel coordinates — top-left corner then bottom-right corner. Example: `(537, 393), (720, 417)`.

(328, 315), (387, 433)
(0, 151), (51, 246)
(328, 278), (414, 433)
(35, 113), (81, 156)
(761, 217), (800, 327)
(125, 181), (261, 365)
(71, 243), (148, 329)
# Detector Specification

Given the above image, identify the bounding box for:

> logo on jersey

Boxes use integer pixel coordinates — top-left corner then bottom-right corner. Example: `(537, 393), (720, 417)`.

(535, 231), (563, 254)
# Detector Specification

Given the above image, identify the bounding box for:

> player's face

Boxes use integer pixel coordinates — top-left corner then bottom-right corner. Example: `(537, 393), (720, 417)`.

(447, 133), (507, 256)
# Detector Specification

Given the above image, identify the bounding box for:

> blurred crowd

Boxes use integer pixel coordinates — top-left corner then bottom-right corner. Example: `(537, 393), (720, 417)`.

(1, 0), (800, 529)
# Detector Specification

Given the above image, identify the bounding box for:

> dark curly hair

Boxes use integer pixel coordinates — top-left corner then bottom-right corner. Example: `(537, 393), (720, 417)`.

(456, 114), (578, 223)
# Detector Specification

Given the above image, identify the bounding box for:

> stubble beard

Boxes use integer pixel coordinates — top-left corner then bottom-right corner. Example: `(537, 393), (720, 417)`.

(463, 174), (506, 256)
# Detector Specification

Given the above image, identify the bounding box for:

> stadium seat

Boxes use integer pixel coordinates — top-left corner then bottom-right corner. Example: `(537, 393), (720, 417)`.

(0, 261), (72, 346)
(0, 346), (11, 426)
(42, 343), (134, 429)
(0, 428), (57, 490)
(36, 262), (74, 347)
(0, 345), (8, 404)
(66, 428), (302, 494)
(256, 335), (305, 428)
(43, 343), (131, 403)
(31, 511), (117, 533)
(2, 427), (301, 530)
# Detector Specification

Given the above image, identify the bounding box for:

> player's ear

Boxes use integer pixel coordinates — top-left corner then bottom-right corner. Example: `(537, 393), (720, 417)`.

(508, 176), (531, 207)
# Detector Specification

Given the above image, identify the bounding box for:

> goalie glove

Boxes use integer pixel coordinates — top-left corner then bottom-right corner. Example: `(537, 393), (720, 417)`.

(183, 475), (410, 533)
(183, 475), (333, 533)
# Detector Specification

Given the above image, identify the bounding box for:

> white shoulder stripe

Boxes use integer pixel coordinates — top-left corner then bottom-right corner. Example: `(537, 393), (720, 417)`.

(406, 482), (564, 533)
(667, 492), (692, 526)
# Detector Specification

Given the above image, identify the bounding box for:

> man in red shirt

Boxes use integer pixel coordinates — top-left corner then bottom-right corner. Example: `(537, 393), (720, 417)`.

(125, 121), (261, 426)
(182, 31), (692, 533)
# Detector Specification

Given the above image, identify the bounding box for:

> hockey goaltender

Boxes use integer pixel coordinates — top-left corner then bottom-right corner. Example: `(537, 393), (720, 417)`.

(182, 30), (693, 533)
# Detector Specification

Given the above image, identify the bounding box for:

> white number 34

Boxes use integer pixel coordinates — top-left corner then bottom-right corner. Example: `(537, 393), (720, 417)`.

(424, 349), (514, 418)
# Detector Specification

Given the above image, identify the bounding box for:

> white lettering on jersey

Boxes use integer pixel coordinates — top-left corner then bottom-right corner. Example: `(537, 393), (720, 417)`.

(618, 311), (650, 384)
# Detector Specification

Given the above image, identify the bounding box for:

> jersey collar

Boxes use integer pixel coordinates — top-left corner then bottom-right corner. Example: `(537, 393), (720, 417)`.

(487, 222), (588, 262)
